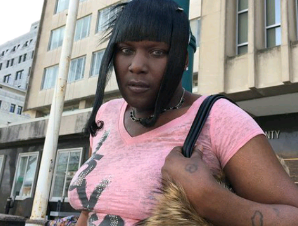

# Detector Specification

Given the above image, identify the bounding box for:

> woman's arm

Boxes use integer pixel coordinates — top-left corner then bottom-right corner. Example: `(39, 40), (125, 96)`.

(76, 211), (89, 226)
(162, 135), (298, 226)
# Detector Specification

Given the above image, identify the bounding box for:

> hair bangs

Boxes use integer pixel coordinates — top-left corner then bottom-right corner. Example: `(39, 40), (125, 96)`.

(113, 0), (178, 44)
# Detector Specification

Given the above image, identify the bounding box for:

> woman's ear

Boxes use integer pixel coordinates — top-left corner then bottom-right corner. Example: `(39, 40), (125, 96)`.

(184, 53), (189, 71)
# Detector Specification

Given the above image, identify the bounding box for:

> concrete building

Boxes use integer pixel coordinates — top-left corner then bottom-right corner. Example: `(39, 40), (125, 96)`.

(0, 0), (201, 218)
(0, 21), (39, 125)
(2, 0), (297, 220)
(199, 0), (298, 183)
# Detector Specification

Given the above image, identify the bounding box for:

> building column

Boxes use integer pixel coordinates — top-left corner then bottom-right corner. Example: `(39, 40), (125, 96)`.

(248, 0), (256, 89)
(280, 0), (292, 83)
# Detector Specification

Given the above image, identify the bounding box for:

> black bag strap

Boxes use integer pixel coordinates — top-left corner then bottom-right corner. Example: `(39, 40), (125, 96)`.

(182, 94), (236, 158)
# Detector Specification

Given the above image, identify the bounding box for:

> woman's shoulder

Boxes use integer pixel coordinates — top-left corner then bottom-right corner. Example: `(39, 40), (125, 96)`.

(95, 98), (125, 120)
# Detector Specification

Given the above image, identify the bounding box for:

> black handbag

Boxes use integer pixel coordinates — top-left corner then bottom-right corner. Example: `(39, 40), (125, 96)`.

(138, 95), (235, 226)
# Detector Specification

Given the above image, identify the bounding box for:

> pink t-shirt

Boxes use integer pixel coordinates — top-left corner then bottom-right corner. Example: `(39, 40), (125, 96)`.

(68, 96), (264, 225)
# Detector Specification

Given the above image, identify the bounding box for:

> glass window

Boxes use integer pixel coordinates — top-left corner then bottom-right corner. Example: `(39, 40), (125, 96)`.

(23, 54), (27, 62)
(237, 0), (248, 54)
(6, 60), (10, 68)
(3, 74), (11, 84)
(68, 56), (86, 82)
(74, 15), (91, 41)
(97, 6), (117, 32)
(50, 148), (82, 201)
(17, 106), (23, 115)
(55, 0), (88, 14)
(55, 0), (69, 13)
(15, 70), (23, 80)
(42, 65), (59, 90)
(10, 104), (15, 113)
(0, 63), (2, 70)
(190, 19), (201, 47)
(11, 152), (39, 199)
(90, 50), (104, 77)
(19, 55), (22, 63)
(48, 26), (65, 50)
(265, 0), (281, 48)
(0, 155), (4, 183)
(10, 58), (14, 66)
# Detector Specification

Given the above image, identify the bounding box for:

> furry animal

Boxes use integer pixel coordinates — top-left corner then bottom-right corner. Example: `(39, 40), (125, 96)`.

(137, 155), (290, 226)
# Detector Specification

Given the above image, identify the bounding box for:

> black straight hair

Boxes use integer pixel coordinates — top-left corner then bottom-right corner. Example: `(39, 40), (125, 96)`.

(86, 0), (190, 136)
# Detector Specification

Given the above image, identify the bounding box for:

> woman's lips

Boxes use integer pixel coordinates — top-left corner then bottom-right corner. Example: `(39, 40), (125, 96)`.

(127, 81), (150, 93)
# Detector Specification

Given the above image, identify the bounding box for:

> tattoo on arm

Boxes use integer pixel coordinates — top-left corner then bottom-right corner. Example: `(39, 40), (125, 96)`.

(251, 210), (263, 226)
(185, 164), (198, 173)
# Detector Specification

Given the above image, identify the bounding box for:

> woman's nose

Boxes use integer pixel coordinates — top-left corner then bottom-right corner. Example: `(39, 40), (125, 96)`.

(128, 52), (148, 74)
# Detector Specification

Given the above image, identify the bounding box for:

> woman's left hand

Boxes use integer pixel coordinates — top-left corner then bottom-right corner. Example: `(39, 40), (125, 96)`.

(161, 145), (219, 212)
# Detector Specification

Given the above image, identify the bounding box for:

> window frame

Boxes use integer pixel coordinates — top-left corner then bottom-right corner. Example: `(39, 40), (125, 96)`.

(236, 0), (249, 55)
(0, 155), (5, 185)
(3, 74), (11, 84)
(15, 70), (23, 80)
(96, 5), (118, 33)
(49, 148), (83, 202)
(10, 104), (16, 113)
(296, 0), (298, 39)
(17, 106), (23, 115)
(74, 15), (92, 41)
(68, 56), (86, 83)
(265, 0), (281, 48)
(48, 26), (65, 51)
(90, 49), (105, 77)
(41, 65), (59, 90)
(10, 152), (39, 200)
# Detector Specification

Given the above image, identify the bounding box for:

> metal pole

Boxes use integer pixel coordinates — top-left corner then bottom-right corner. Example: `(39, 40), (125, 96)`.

(173, 0), (196, 92)
(26, 0), (80, 224)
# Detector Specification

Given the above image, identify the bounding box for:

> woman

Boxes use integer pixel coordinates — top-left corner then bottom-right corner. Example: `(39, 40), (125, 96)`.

(68, 0), (298, 225)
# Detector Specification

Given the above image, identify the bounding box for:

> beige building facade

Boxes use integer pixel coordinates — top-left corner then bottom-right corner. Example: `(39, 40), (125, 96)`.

(25, 0), (201, 117)
(199, 0), (298, 183)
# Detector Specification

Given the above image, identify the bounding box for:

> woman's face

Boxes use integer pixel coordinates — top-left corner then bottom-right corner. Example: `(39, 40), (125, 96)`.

(114, 40), (169, 111)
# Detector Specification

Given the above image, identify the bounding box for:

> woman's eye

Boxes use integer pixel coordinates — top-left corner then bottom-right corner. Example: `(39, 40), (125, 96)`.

(151, 50), (167, 57)
(121, 48), (134, 55)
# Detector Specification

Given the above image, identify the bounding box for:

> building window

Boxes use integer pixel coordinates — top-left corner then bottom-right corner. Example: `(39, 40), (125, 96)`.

(55, 0), (69, 14)
(10, 58), (14, 66)
(0, 155), (4, 183)
(19, 55), (22, 63)
(6, 60), (10, 68)
(55, 0), (88, 14)
(42, 65), (59, 89)
(17, 106), (23, 115)
(48, 26), (65, 50)
(74, 15), (91, 41)
(50, 148), (82, 201)
(190, 18), (201, 47)
(3, 74), (11, 83)
(90, 50), (104, 77)
(265, 0), (281, 48)
(68, 56), (86, 82)
(236, 0), (248, 54)
(97, 6), (116, 32)
(23, 54), (27, 62)
(31, 51), (34, 59)
(296, 0), (298, 39)
(0, 63), (2, 70)
(15, 70), (23, 80)
(10, 104), (16, 113)
(11, 152), (39, 199)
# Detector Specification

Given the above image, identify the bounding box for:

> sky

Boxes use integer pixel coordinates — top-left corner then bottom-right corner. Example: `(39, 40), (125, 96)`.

(0, 0), (44, 45)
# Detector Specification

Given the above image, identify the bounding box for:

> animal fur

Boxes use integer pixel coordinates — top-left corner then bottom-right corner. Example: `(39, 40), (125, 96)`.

(137, 155), (290, 226)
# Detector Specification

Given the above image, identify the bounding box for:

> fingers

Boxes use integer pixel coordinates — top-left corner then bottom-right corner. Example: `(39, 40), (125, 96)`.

(191, 144), (203, 159)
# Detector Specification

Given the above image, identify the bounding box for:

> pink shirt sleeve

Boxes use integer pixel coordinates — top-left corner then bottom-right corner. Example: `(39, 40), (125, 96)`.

(210, 99), (265, 168)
